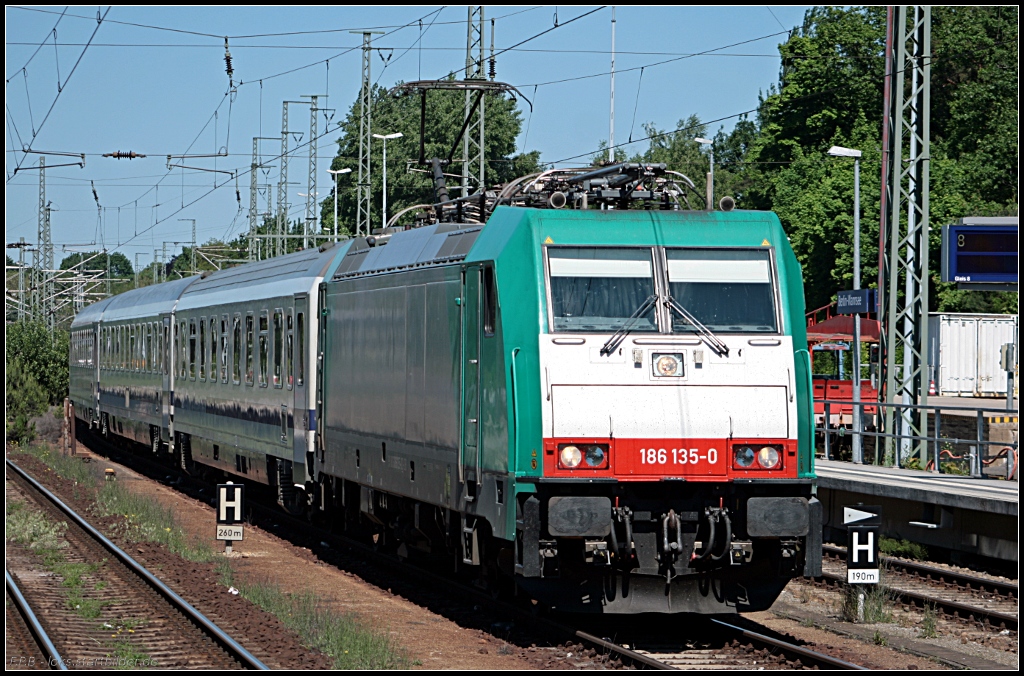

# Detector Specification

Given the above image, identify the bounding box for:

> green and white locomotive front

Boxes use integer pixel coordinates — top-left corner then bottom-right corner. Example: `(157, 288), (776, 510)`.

(479, 206), (820, 613)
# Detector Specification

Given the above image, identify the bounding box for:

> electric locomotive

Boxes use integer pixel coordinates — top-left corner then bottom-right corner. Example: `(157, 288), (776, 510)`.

(314, 163), (820, 614)
(69, 162), (820, 615)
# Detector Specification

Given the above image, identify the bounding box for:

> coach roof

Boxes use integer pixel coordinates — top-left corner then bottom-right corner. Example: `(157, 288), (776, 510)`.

(70, 275), (200, 328)
(176, 244), (343, 311)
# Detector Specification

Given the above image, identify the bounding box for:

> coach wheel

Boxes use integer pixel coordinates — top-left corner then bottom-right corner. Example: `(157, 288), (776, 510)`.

(150, 427), (162, 455)
(101, 413), (110, 439)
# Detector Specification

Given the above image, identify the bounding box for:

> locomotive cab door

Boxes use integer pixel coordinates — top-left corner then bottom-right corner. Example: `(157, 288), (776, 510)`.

(291, 295), (308, 483)
(461, 266), (483, 499)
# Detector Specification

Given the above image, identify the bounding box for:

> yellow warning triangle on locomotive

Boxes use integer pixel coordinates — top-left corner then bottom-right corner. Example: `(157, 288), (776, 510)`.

(761, 239), (771, 246)
(544, 236), (554, 244)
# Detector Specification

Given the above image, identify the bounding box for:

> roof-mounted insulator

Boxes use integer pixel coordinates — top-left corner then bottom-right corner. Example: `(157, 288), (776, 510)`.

(224, 37), (234, 88)
(102, 150), (146, 160)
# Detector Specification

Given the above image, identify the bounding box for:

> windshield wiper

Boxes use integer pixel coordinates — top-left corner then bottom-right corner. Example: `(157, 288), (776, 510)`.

(664, 296), (730, 357)
(600, 294), (658, 356)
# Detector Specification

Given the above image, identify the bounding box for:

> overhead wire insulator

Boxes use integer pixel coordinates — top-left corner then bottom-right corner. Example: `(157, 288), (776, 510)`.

(102, 150), (146, 160)
(224, 37), (234, 89)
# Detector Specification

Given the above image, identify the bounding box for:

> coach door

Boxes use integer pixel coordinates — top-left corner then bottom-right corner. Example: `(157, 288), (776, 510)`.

(161, 316), (172, 431)
(291, 296), (308, 474)
(461, 267), (483, 499)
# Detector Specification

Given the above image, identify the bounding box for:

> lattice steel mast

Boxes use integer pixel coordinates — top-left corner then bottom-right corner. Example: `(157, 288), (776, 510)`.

(878, 6), (932, 464)
(462, 7), (485, 197)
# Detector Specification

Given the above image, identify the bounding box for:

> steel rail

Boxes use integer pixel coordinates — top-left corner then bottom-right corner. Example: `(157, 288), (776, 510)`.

(822, 543), (1018, 598)
(819, 570), (1018, 631)
(6, 458), (270, 670)
(6, 569), (68, 670)
(711, 618), (869, 670)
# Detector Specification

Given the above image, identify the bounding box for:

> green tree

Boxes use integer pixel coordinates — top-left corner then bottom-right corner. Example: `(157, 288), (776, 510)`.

(5, 358), (49, 444)
(5, 320), (69, 406)
(60, 251), (134, 277)
(322, 83), (543, 234)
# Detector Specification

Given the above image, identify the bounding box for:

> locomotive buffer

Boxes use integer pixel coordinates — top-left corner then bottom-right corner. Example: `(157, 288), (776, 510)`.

(217, 482), (245, 554)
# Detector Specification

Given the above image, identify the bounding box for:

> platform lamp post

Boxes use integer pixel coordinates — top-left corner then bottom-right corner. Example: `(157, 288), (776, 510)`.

(372, 132), (403, 231)
(695, 137), (714, 209)
(829, 145), (863, 464)
(327, 168), (352, 243)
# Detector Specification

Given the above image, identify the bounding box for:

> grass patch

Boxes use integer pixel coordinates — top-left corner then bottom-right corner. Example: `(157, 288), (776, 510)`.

(6, 500), (109, 619)
(16, 442), (99, 487)
(219, 566), (406, 669)
(920, 604), (938, 638)
(879, 537), (929, 561)
(96, 481), (214, 563)
(841, 572), (895, 624)
(872, 630), (888, 646)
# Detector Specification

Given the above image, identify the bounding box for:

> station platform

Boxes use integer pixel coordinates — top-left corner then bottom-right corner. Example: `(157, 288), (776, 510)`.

(815, 459), (1018, 563)
(815, 459), (1018, 516)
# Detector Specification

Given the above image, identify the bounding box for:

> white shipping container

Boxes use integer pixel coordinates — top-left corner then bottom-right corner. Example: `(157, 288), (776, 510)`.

(928, 313), (1018, 397)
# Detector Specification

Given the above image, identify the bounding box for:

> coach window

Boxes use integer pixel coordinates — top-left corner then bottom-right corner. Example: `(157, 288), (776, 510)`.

(188, 319), (197, 380)
(258, 310), (269, 388)
(141, 324), (148, 372)
(285, 311), (294, 390)
(160, 323), (166, 375)
(232, 314), (242, 385)
(483, 267), (497, 337)
(209, 318), (217, 382)
(130, 325), (137, 371)
(273, 310), (283, 388)
(245, 313), (255, 386)
(199, 317), (208, 381)
(220, 315), (228, 383)
(296, 311), (305, 387)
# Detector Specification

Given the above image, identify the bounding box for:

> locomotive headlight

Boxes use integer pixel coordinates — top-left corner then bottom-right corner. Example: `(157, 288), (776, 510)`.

(583, 444), (609, 468)
(653, 353), (684, 377)
(734, 446), (756, 468)
(757, 446), (781, 469)
(559, 445), (583, 469)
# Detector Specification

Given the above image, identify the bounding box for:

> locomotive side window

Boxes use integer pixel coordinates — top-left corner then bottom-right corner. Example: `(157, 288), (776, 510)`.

(258, 311), (269, 388)
(232, 314), (242, 385)
(245, 313), (254, 386)
(273, 310), (283, 388)
(296, 311), (305, 387)
(220, 315), (229, 383)
(483, 267), (497, 337)
(285, 311), (293, 390)
(547, 247), (658, 333)
(666, 249), (778, 333)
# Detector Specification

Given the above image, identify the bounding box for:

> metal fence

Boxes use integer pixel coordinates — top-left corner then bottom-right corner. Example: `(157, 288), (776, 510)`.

(815, 398), (1018, 480)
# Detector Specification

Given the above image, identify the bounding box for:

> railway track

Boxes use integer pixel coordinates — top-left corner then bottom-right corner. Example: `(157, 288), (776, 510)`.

(5, 458), (269, 671)
(819, 544), (1018, 632)
(6, 571), (62, 670)
(68, 430), (867, 670)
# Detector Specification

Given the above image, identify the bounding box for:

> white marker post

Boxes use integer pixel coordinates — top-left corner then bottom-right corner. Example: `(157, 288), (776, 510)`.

(217, 482), (245, 555)
(844, 505), (881, 622)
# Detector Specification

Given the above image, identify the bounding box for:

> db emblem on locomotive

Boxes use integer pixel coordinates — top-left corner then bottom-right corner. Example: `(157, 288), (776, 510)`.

(654, 353), (684, 377)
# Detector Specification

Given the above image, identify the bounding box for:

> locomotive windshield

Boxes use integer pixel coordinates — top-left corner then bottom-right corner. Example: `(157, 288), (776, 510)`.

(666, 249), (777, 333)
(548, 247), (658, 332)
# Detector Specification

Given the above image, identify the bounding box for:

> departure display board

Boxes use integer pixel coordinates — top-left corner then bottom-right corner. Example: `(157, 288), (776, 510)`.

(941, 219), (1018, 284)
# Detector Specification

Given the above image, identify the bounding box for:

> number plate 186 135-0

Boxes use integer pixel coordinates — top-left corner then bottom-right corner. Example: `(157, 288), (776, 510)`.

(216, 525), (244, 541)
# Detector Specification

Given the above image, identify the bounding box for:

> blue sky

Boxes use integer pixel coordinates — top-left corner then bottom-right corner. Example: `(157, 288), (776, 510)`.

(5, 5), (810, 267)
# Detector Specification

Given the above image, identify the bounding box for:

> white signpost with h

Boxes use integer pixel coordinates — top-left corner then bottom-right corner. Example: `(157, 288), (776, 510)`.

(217, 482), (245, 554)
(845, 504), (881, 622)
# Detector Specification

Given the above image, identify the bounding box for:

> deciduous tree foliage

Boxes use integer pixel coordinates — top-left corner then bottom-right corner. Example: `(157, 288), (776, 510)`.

(5, 320), (69, 407)
(670, 6), (1017, 314)
(322, 83), (542, 234)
